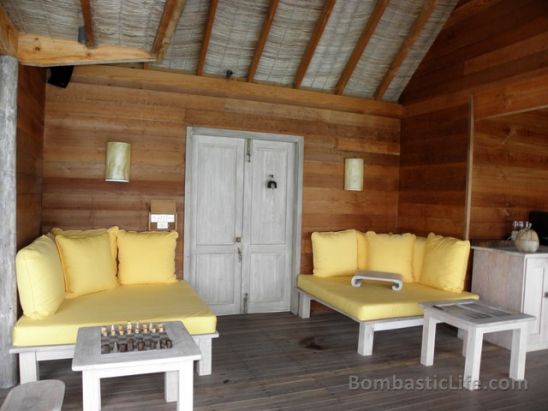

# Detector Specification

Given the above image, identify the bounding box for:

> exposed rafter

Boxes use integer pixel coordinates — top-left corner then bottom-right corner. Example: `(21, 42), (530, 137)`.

(197, 0), (217, 76)
(335, 0), (389, 95)
(294, 0), (336, 89)
(374, 0), (437, 100)
(247, 0), (280, 82)
(151, 0), (187, 61)
(0, 6), (18, 56)
(18, 34), (155, 67)
(80, 0), (95, 48)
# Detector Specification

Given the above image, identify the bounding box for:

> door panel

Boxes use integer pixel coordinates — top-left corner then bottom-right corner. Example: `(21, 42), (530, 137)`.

(242, 140), (294, 313)
(195, 252), (239, 313)
(250, 144), (289, 245)
(190, 135), (244, 315)
(248, 251), (285, 304)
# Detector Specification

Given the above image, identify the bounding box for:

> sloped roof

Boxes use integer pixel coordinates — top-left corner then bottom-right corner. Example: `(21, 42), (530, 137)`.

(0, 0), (459, 102)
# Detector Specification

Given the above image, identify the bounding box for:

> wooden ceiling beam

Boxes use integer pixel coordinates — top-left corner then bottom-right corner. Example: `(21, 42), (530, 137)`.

(247, 0), (280, 82)
(197, 0), (217, 76)
(0, 6), (18, 56)
(151, 0), (187, 61)
(294, 0), (336, 89)
(374, 0), (437, 100)
(18, 34), (155, 67)
(334, 0), (389, 95)
(80, 0), (95, 48)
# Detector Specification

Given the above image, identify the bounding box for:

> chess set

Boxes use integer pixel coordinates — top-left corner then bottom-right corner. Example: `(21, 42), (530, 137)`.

(100, 322), (173, 354)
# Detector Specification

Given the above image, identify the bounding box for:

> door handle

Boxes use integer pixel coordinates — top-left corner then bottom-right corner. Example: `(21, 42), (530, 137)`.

(235, 237), (241, 243)
(237, 247), (242, 262)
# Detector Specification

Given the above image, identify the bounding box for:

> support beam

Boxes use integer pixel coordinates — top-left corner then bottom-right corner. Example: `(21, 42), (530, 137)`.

(335, 0), (389, 95)
(196, 0), (217, 76)
(0, 6), (18, 56)
(374, 0), (437, 100)
(17, 34), (155, 67)
(0, 55), (18, 388)
(152, 0), (187, 61)
(80, 0), (95, 48)
(247, 0), (280, 82)
(294, 0), (335, 89)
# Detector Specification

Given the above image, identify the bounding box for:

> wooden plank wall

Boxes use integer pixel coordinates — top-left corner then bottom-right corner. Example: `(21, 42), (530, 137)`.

(42, 65), (401, 278)
(399, 0), (548, 239)
(16, 65), (45, 249)
(470, 110), (548, 239)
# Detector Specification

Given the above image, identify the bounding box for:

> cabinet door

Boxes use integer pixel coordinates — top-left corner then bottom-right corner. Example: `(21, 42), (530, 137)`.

(523, 258), (548, 348)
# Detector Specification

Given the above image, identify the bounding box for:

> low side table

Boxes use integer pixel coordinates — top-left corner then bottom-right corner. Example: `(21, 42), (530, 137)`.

(420, 299), (534, 391)
(72, 321), (201, 411)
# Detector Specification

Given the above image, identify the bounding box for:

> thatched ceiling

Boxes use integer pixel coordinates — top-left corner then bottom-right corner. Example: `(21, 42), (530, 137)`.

(0, 0), (459, 102)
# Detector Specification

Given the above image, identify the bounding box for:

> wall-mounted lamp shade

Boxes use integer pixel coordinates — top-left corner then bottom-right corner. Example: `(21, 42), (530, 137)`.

(105, 142), (131, 182)
(344, 158), (364, 191)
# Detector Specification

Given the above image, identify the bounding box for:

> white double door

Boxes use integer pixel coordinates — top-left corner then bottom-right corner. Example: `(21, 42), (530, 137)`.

(187, 134), (295, 315)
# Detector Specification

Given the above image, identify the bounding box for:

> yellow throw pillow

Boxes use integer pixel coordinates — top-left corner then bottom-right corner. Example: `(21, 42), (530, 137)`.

(413, 236), (427, 281)
(117, 230), (178, 285)
(16, 235), (65, 319)
(419, 233), (470, 293)
(51, 226), (119, 272)
(357, 231), (368, 270)
(56, 233), (118, 297)
(312, 230), (358, 277)
(365, 232), (416, 282)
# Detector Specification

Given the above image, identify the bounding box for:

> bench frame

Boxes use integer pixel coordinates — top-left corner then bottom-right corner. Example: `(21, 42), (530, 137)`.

(297, 289), (423, 355)
(10, 332), (219, 384)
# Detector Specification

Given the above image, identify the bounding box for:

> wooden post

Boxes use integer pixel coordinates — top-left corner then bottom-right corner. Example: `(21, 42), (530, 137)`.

(0, 55), (18, 388)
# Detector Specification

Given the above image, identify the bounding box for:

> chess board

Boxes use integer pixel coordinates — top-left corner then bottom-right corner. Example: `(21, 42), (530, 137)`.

(100, 322), (173, 354)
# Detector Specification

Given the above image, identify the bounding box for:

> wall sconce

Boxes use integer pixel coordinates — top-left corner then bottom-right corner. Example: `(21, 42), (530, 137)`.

(105, 142), (131, 182)
(344, 158), (364, 191)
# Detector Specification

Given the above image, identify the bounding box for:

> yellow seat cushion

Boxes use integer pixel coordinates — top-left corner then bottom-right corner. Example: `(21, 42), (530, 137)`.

(117, 230), (178, 285)
(16, 236), (66, 320)
(12, 281), (217, 346)
(357, 231), (367, 271)
(51, 227), (119, 273)
(413, 236), (426, 281)
(56, 233), (118, 297)
(365, 232), (416, 282)
(312, 230), (358, 277)
(297, 274), (477, 322)
(419, 233), (471, 293)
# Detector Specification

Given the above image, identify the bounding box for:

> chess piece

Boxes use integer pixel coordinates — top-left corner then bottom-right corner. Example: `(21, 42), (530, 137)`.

(112, 341), (119, 353)
(101, 327), (107, 337)
(137, 339), (145, 351)
(101, 343), (110, 354)
(110, 324), (115, 337)
(158, 324), (164, 333)
(166, 339), (173, 349)
(128, 338), (134, 352)
(135, 322), (139, 334)
(127, 322), (132, 335)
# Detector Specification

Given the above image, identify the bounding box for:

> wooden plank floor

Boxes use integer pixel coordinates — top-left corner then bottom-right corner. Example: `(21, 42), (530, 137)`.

(2, 312), (548, 410)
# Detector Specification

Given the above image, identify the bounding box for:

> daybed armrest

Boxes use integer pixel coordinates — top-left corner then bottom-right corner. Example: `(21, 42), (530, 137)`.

(351, 271), (404, 291)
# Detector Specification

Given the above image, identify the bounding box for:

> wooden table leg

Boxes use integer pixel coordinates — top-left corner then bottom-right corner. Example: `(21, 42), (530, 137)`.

(509, 324), (528, 381)
(420, 313), (437, 366)
(463, 328), (483, 391)
(82, 371), (101, 411)
(165, 370), (178, 402)
(177, 363), (194, 411)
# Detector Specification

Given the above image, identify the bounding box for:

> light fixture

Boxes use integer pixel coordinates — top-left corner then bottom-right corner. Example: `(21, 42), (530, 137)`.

(344, 158), (364, 191)
(105, 142), (131, 183)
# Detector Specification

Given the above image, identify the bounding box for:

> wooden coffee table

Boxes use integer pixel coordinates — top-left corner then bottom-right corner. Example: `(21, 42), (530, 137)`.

(420, 299), (534, 390)
(72, 321), (201, 411)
